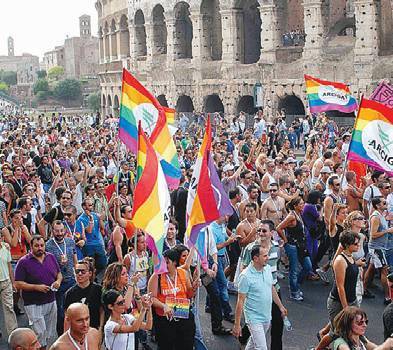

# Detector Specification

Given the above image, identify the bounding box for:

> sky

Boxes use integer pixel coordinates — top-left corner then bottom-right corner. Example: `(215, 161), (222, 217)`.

(0, 0), (98, 60)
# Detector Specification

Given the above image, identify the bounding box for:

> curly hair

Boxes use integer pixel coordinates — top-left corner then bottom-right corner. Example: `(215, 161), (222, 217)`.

(343, 210), (363, 231)
(102, 262), (125, 290)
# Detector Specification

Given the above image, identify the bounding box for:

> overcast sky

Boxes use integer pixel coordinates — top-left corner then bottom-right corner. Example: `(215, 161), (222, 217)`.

(0, 0), (98, 59)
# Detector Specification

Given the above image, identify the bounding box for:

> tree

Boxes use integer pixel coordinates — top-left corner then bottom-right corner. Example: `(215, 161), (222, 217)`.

(1, 71), (17, 86)
(36, 90), (49, 101)
(47, 66), (64, 81)
(87, 92), (100, 111)
(33, 79), (49, 95)
(0, 82), (9, 93)
(37, 70), (47, 79)
(54, 79), (81, 102)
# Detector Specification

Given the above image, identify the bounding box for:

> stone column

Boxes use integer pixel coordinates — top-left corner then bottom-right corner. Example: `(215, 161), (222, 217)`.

(129, 24), (137, 60)
(259, 3), (280, 64)
(191, 12), (211, 64)
(302, 0), (324, 60)
(220, 9), (243, 63)
(145, 21), (154, 64)
(166, 14), (177, 63)
(353, 0), (379, 89)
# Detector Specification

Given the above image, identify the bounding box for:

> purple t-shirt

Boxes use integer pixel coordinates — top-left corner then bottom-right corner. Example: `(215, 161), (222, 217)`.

(15, 252), (60, 306)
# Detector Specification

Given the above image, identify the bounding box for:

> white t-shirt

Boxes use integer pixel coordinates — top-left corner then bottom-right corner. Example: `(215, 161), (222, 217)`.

(104, 314), (135, 350)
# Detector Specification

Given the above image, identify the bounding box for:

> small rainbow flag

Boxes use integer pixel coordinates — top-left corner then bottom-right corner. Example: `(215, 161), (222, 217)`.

(119, 69), (180, 189)
(132, 122), (171, 273)
(347, 98), (393, 176)
(305, 74), (358, 113)
(186, 116), (233, 245)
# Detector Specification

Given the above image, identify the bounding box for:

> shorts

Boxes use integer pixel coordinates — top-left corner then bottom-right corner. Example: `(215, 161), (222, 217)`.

(369, 248), (388, 269)
(327, 295), (358, 327)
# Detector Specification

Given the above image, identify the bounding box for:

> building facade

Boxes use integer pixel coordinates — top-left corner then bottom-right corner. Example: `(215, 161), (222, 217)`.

(97, 0), (393, 118)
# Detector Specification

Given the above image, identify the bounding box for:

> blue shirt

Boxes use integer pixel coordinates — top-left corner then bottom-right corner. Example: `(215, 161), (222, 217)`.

(77, 212), (103, 246)
(238, 263), (273, 324)
(209, 221), (227, 256)
(46, 237), (76, 282)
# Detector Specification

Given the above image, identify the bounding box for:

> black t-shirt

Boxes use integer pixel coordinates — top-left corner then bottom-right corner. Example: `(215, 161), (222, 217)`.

(22, 212), (32, 233)
(44, 206), (64, 224)
(64, 283), (102, 329)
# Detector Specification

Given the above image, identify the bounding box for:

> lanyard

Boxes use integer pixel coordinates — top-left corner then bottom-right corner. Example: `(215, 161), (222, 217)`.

(67, 330), (88, 350)
(271, 198), (281, 212)
(53, 239), (66, 256)
(165, 271), (178, 298)
(65, 222), (76, 237)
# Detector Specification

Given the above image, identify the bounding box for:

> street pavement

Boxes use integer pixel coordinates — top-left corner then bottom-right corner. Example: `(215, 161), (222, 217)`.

(0, 272), (386, 349)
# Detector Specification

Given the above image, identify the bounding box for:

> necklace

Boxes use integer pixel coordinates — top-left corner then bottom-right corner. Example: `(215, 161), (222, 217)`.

(67, 330), (88, 350)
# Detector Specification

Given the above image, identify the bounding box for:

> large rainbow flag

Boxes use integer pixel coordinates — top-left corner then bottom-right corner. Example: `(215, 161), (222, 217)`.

(347, 98), (393, 176)
(132, 122), (171, 273)
(186, 116), (233, 246)
(305, 75), (358, 113)
(119, 68), (180, 189)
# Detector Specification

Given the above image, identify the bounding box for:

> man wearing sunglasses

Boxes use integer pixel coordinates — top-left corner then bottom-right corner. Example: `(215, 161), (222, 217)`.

(64, 261), (104, 333)
(240, 220), (286, 350)
(260, 183), (287, 227)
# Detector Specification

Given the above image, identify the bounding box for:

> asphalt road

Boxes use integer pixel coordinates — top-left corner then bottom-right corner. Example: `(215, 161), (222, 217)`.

(0, 271), (386, 350)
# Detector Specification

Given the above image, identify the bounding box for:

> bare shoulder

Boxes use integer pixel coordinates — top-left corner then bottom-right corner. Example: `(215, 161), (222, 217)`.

(49, 336), (69, 350)
(88, 328), (101, 349)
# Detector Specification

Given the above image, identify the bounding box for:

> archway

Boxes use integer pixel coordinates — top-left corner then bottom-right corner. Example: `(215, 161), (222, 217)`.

(107, 95), (112, 115)
(200, 0), (222, 60)
(119, 15), (130, 58)
(238, 0), (261, 64)
(104, 22), (110, 61)
(176, 95), (194, 112)
(204, 94), (224, 113)
(98, 27), (104, 62)
(157, 94), (169, 107)
(134, 9), (147, 57)
(278, 94), (305, 122)
(152, 5), (167, 55)
(237, 95), (257, 115)
(102, 94), (106, 108)
(174, 2), (193, 59)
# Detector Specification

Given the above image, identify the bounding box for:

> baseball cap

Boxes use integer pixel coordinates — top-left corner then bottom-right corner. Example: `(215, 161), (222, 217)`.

(223, 164), (235, 172)
(321, 166), (333, 174)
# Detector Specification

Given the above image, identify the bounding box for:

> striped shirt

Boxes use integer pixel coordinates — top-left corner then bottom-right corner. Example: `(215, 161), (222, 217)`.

(241, 239), (280, 289)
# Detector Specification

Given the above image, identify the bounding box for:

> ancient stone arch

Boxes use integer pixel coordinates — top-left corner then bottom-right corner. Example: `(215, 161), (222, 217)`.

(204, 94), (225, 113)
(113, 95), (120, 116)
(104, 21), (110, 61)
(135, 9), (148, 57)
(152, 4), (168, 55)
(200, 0), (223, 61)
(176, 95), (194, 112)
(236, 0), (262, 64)
(110, 19), (118, 59)
(174, 2), (193, 59)
(277, 94), (305, 116)
(102, 94), (106, 109)
(327, 17), (356, 38)
(237, 95), (257, 115)
(157, 94), (169, 107)
(119, 14), (130, 58)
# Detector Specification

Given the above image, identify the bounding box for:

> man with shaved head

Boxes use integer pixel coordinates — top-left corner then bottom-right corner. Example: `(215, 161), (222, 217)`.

(8, 328), (41, 350)
(49, 303), (100, 350)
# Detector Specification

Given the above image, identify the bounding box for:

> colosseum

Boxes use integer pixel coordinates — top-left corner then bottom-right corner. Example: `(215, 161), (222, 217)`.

(96, 0), (393, 120)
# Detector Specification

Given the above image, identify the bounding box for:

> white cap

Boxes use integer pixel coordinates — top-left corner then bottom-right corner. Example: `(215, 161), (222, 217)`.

(223, 164), (235, 172)
(321, 166), (333, 174)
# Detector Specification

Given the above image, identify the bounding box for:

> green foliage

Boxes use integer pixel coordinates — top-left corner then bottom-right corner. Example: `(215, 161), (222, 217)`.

(87, 92), (100, 111)
(33, 79), (49, 95)
(54, 79), (81, 101)
(47, 66), (64, 80)
(0, 71), (17, 86)
(0, 82), (9, 92)
(36, 90), (49, 101)
(37, 70), (47, 79)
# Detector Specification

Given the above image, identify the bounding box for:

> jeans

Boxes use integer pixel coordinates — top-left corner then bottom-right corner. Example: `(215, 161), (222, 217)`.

(192, 305), (208, 350)
(284, 243), (313, 295)
(386, 249), (393, 270)
(215, 255), (232, 316)
(271, 289), (284, 350)
(82, 243), (107, 272)
(55, 278), (75, 335)
(246, 322), (271, 350)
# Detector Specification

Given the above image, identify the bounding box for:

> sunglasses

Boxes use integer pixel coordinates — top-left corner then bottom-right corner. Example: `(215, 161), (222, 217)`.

(64, 213), (73, 217)
(115, 300), (126, 306)
(354, 217), (364, 221)
(62, 196), (72, 200)
(384, 186), (391, 190)
(270, 189), (278, 192)
(257, 229), (269, 233)
(354, 319), (368, 326)
(74, 269), (87, 275)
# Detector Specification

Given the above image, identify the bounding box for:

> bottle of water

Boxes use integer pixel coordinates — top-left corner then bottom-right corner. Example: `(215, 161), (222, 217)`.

(283, 316), (293, 331)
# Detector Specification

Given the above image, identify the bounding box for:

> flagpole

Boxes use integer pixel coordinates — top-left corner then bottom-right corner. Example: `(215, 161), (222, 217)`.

(339, 95), (363, 193)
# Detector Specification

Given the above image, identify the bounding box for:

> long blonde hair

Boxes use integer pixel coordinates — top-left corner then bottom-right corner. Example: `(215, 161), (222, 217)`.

(343, 210), (363, 231)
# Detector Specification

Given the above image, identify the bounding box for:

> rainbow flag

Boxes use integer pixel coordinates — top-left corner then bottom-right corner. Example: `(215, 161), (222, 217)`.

(119, 69), (180, 189)
(163, 107), (175, 125)
(305, 75), (358, 113)
(132, 122), (171, 273)
(347, 98), (393, 176)
(185, 116), (233, 245)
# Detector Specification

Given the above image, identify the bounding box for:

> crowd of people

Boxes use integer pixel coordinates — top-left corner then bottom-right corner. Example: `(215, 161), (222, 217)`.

(1, 108), (393, 350)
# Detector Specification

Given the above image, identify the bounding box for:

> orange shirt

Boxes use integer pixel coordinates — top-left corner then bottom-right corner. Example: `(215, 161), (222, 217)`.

(155, 268), (189, 317)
